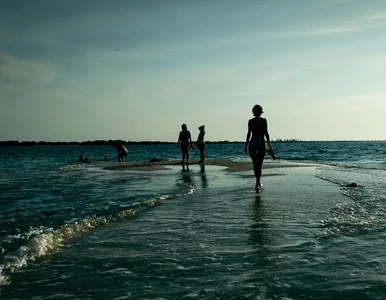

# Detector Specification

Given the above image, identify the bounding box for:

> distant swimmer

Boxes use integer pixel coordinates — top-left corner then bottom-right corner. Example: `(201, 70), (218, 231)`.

(244, 105), (274, 191)
(178, 124), (194, 164)
(77, 155), (91, 163)
(149, 157), (162, 162)
(196, 125), (206, 163)
(113, 142), (128, 163)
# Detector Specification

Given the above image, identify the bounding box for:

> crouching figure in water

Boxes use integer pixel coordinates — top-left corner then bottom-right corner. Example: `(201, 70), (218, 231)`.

(113, 142), (128, 163)
(244, 105), (273, 191)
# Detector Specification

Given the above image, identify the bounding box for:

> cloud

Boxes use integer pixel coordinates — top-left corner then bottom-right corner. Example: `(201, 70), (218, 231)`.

(264, 26), (357, 39)
(325, 92), (386, 108)
(0, 52), (55, 88)
(348, 13), (386, 24)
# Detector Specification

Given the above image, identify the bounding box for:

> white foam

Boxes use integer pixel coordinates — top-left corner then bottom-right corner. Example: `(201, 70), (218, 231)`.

(0, 219), (110, 286)
(0, 194), (173, 286)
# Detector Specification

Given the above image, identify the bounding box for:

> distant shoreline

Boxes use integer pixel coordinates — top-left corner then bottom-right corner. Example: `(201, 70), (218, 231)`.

(0, 140), (384, 146)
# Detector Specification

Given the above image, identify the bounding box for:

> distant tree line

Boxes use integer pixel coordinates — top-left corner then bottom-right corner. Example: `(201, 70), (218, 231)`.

(0, 140), (246, 146)
(1, 139), (375, 146)
(0, 140), (170, 146)
(273, 138), (302, 142)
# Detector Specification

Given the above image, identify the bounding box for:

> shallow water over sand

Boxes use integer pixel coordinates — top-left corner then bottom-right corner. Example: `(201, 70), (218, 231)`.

(1, 143), (386, 299)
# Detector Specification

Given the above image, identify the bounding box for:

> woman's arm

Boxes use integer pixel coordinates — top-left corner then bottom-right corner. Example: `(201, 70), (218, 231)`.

(188, 132), (194, 149)
(264, 119), (273, 150)
(244, 120), (251, 153)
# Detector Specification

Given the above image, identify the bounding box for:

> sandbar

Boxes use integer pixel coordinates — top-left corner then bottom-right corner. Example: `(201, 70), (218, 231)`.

(102, 159), (317, 172)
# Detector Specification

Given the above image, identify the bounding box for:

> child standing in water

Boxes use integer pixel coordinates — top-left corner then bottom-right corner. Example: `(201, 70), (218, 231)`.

(178, 124), (194, 164)
(196, 125), (205, 163)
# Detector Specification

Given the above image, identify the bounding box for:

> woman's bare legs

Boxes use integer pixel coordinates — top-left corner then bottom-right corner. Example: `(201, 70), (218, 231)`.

(199, 147), (205, 163)
(250, 151), (265, 191)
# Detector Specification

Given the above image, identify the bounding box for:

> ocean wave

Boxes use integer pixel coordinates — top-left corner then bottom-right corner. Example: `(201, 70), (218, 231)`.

(0, 193), (177, 287)
(284, 157), (386, 172)
(317, 200), (386, 238)
(326, 162), (386, 171)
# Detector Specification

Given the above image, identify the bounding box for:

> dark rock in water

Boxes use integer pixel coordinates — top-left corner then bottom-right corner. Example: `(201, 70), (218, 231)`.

(149, 157), (162, 162)
(347, 182), (358, 187)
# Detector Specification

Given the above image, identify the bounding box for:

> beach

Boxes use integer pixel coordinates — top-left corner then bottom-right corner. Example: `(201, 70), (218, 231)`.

(1, 143), (386, 299)
(102, 158), (317, 172)
(1, 160), (357, 299)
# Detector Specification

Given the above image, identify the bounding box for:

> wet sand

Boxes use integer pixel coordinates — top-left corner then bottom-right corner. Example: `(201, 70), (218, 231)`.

(102, 158), (319, 172)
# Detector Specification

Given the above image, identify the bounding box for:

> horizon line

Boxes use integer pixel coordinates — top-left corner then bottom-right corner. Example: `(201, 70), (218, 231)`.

(1, 139), (385, 145)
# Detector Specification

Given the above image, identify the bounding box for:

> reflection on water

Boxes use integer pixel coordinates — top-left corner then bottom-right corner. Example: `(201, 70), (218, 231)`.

(181, 165), (192, 184)
(199, 164), (208, 188)
(249, 195), (268, 246)
(247, 195), (279, 285)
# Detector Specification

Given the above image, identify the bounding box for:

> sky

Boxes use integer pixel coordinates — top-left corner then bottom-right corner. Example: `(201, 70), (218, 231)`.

(1, 0), (386, 142)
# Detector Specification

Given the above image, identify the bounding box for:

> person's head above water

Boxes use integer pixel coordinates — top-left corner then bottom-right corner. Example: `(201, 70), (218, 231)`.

(198, 125), (205, 131)
(252, 105), (263, 116)
(181, 124), (187, 130)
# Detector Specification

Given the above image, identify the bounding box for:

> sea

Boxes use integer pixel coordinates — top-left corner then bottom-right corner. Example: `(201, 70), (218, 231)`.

(1, 141), (386, 300)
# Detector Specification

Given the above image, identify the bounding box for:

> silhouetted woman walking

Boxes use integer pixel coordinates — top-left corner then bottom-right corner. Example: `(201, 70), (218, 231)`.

(244, 105), (274, 191)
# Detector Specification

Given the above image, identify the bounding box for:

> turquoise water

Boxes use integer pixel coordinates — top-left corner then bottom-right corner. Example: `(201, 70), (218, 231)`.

(1, 142), (386, 299)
